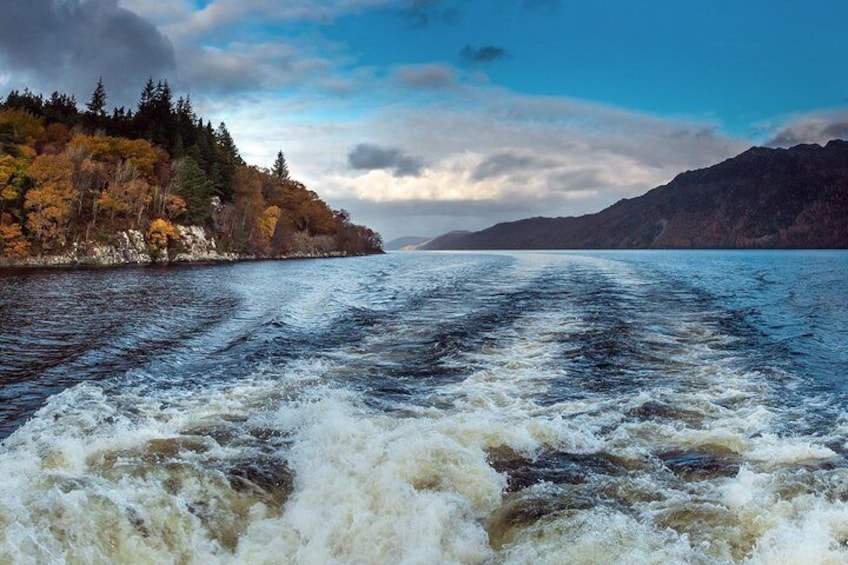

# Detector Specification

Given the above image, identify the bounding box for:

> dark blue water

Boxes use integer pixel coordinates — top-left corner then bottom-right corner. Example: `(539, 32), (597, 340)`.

(0, 251), (846, 563)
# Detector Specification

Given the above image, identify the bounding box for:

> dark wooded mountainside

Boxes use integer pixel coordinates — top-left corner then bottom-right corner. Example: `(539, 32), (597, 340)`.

(0, 80), (382, 262)
(425, 141), (848, 250)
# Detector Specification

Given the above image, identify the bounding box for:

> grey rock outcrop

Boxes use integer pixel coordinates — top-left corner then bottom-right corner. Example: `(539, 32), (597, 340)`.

(85, 230), (152, 265)
(172, 225), (238, 262)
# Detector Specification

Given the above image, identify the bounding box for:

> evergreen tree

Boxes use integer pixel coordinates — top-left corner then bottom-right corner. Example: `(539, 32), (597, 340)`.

(175, 96), (196, 147)
(4, 88), (44, 115)
(137, 78), (156, 113)
(45, 92), (79, 125)
(172, 157), (213, 225)
(86, 77), (107, 116)
(211, 122), (242, 201)
(272, 150), (289, 180)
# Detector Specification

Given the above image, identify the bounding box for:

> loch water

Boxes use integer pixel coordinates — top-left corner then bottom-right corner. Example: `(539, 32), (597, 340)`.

(1, 250), (847, 563)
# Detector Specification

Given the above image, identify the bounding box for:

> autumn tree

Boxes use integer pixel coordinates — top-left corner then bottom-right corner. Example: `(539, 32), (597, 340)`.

(0, 154), (30, 218)
(163, 194), (187, 220)
(147, 218), (178, 260)
(40, 122), (72, 154)
(256, 205), (281, 251)
(68, 134), (157, 181)
(96, 162), (152, 226)
(64, 143), (108, 229)
(25, 154), (77, 250)
(0, 108), (44, 152)
(0, 217), (30, 258)
(232, 165), (264, 242)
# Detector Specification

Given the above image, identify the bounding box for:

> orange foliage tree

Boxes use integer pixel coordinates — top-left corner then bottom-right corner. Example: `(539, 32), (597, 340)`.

(163, 194), (187, 220)
(24, 154), (77, 250)
(147, 218), (179, 259)
(96, 162), (152, 226)
(0, 218), (30, 258)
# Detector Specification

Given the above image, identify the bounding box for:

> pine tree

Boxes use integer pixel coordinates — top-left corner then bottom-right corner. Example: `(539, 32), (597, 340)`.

(211, 122), (242, 200)
(272, 150), (289, 180)
(137, 78), (156, 113)
(172, 157), (213, 225)
(86, 77), (107, 116)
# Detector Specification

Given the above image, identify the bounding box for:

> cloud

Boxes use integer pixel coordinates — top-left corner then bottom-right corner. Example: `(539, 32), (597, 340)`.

(162, 0), (392, 39)
(766, 111), (848, 147)
(0, 0), (175, 105)
(217, 80), (750, 241)
(177, 41), (332, 96)
(395, 64), (457, 89)
(348, 144), (425, 177)
(472, 151), (554, 180)
(400, 0), (461, 27)
(460, 45), (507, 64)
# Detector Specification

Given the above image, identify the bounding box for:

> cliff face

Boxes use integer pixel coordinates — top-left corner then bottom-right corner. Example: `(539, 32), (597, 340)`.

(1, 225), (238, 268)
(1, 223), (367, 269)
(425, 140), (848, 250)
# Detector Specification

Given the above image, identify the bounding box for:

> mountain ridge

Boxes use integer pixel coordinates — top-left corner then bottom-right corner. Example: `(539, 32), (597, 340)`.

(424, 140), (848, 250)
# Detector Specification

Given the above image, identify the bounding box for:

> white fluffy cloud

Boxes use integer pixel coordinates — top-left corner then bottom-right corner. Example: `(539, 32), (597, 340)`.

(214, 82), (749, 240)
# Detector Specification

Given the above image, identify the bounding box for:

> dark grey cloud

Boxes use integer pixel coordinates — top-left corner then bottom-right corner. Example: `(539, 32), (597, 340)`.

(472, 152), (551, 181)
(0, 0), (175, 106)
(549, 169), (606, 191)
(460, 45), (507, 64)
(348, 143), (424, 177)
(767, 115), (848, 147)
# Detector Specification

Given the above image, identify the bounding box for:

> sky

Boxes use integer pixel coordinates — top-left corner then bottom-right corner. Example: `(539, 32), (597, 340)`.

(1, 0), (847, 241)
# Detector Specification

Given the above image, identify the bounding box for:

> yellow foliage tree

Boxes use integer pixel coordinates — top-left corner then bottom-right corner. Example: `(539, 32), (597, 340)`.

(147, 218), (179, 259)
(0, 155), (29, 213)
(25, 154), (77, 250)
(68, 134), (158, 181)
(0, 221), (30, 258)
(256, 206), (282, 251)
(0, 108), (44, 147)
(257, 205), (281, 246)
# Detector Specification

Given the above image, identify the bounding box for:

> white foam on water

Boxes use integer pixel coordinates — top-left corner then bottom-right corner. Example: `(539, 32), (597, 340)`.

(237, 390), (502, 564)
(492, 507), (706, 565)
(3, 252), (848, 563)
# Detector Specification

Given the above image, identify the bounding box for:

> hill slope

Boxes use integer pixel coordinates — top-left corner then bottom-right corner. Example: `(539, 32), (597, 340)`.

(384, 236), (431, 251)
(425, 141), (848, 250)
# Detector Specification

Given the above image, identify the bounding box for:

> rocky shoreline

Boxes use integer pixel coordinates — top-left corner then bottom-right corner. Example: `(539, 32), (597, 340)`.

(0, 225), (354, 269)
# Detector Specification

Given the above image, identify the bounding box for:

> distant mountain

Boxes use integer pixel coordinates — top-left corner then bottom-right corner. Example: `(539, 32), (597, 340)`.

(384, 236), (432, 251)
(424, 141), (848, 250)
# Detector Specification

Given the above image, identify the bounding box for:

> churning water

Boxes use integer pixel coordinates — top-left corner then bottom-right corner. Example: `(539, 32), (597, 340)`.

(0, 250), (847, 564)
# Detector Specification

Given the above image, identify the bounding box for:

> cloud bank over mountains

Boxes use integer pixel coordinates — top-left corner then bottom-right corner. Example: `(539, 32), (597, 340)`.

(0, 0), (846, 240)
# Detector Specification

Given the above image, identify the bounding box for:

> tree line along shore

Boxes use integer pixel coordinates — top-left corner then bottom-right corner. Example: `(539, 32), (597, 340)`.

(0, 78), (382, 266)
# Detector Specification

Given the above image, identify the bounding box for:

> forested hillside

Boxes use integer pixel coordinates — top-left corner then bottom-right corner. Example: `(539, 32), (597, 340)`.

(0, 79), (382, 262)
